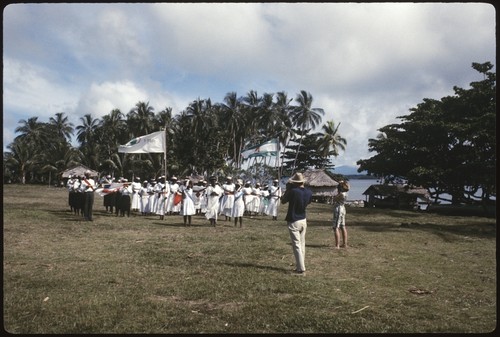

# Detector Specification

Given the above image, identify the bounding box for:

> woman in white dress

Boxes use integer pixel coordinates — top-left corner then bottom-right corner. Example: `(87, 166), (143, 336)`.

(205, 176), (223, 226)
(139, 181), (149, 215)
(265, 179), (281, 220)
(180, 179), (196, 226)
(242, 182), (253, 216)
(155, 177), (170, 220)
(231, 179), (245, 227)
(131, 177), (142, 212)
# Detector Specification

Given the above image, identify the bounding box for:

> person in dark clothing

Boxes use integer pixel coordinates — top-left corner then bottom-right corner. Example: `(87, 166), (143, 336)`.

(280, 172), (312, 275)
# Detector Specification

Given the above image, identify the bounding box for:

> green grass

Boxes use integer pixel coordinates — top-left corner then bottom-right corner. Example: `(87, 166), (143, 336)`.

(3, 184), (496, 333)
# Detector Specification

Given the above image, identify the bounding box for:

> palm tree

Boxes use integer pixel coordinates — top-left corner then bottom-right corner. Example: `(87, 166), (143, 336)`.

(241, 90), (262, 145)
(291, 90), (324, 171)
(6, 140), (39, 184)
(14, 117), (48, 147)
(76, 114), (100, 146)
(156, 106), (176, 163)
(75, 114), (101, 169)
(49, 112), (74, 142)
(274, 91), (295, 174)
(220, 92), (245, 167)
(127, 101), (155, 137)
(318, 120), (347, 166)
(100, 109), (126, 157)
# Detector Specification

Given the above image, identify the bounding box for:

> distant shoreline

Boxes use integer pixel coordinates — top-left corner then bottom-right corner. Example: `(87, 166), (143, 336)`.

(343, 175), (376, 180)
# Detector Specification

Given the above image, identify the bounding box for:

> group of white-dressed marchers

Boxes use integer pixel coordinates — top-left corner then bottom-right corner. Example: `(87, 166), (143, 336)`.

(66, 170), (282, 227)
(67, 170), (350, 276)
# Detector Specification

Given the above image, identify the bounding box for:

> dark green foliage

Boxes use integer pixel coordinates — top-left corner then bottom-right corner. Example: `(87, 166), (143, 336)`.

(4, 91), (346, 183)
(358, 62), (496, 205)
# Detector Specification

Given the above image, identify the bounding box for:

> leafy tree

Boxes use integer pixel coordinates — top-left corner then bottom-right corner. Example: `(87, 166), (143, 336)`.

(281, 130), (331, 173)
(357, 62), (496, 205)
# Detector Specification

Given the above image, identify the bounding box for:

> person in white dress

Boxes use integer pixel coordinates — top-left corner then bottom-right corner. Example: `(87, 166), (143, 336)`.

(242, 181), (253, 216)
(220, 176), (235, 221)
(260, 184), (270, 215)
(180, 178), (196, 226)
(146, 179), (156, 215)
(139, 181), (149, 215)
(231, 179), (245, 227)
(167, 176), (180, 215)
(265, 179), (282, 220)
(205, 176), (223, 226)
(192, 180), (206, 215)
(199, 180), (208, 214)
(155, 176), (170, 220)
(131, 177), (142, 212)
(251, 183), (262, 216)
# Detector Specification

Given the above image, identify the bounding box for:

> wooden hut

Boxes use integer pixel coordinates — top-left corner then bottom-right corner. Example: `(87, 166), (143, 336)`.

(362, 184), (430, 209)
(302, 169), (339, 203)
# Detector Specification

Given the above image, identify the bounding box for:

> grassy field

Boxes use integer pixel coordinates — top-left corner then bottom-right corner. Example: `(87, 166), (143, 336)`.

(3, 184), (497, 334)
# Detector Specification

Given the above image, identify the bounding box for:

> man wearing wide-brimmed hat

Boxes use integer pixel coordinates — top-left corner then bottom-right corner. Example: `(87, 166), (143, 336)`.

(280, 172), (312, 275)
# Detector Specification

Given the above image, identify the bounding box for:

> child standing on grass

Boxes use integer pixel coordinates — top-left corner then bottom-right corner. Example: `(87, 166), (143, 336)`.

(332, 180), (349, 249)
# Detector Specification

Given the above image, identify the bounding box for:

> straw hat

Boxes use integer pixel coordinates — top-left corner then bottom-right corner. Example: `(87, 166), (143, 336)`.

(289, 172), (305, 184)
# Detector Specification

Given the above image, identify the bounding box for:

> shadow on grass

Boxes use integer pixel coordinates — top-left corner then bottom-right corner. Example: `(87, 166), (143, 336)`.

(151, 221), (205, 227)
(397, 221), (496, 239)
(224, 261), (288, 274)
(357, 221), (496, 240)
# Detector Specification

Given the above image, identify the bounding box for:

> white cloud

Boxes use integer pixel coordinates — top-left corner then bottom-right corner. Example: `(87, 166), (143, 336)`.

(3, 58), (79, 119)
(3, 3), (495, 166)
(74, 80), (186, 119)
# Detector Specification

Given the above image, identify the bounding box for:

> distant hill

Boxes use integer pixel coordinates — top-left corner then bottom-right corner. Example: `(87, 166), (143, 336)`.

(330, 165), (369, 177)
(331, 165), (373, 179)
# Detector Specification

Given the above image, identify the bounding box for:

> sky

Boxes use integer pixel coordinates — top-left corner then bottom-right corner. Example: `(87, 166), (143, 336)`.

(2, 2), (496, 168)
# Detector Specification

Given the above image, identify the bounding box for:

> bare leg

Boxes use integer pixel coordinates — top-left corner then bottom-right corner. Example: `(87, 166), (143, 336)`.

(341, 227), (348, 248)
(334, 228), (340, 249)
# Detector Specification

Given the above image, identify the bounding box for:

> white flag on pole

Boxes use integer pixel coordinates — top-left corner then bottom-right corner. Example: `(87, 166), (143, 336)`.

(241, 139), (279, 160)
(118, 131), (166, 153)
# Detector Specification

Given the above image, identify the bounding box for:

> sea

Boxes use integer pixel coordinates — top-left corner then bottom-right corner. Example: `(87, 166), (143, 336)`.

(345, 178), (494, 205)
(344, 178), (379, 201)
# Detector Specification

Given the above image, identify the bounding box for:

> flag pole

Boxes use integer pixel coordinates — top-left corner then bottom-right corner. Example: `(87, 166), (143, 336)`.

(163, 129), (167, 179)
(276, 137), (281, 186)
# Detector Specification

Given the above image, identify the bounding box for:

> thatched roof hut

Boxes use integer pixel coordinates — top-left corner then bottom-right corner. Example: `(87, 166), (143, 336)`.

(362, 184), (430, 209)
(302, 169), (339, 202)
(61, 165), (99, 179)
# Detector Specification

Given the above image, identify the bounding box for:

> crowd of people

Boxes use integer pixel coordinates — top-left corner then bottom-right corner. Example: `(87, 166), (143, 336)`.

(66, 173), (282, 227)
(66, 170), (350, 277)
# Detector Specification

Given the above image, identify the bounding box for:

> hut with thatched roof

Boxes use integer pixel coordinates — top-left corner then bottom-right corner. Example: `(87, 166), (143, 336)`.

(61, 165), (98, 179)
(302, 169), (339, 203)
(362, 184), (430, 209)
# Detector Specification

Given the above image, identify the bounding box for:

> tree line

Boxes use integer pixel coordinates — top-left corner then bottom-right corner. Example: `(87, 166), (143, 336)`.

(4, 62), (495, 206)
(3, 90), (347, 185)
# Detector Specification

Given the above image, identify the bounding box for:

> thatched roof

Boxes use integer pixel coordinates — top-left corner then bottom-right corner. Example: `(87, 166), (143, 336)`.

(303, 169), (339, 187)
(61, 165), (98, 178)
(363, 184), (430, 201)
